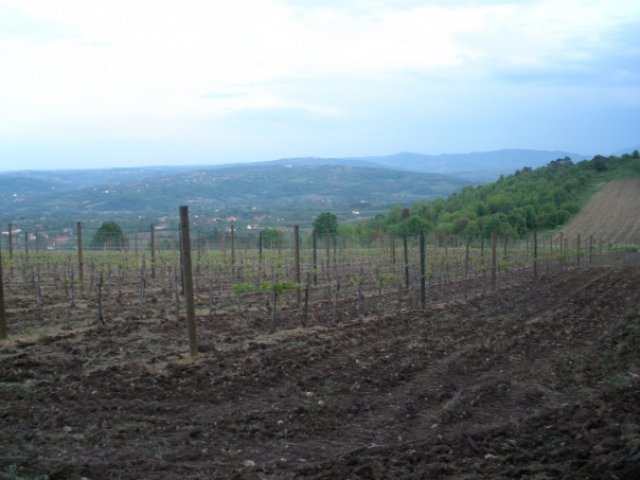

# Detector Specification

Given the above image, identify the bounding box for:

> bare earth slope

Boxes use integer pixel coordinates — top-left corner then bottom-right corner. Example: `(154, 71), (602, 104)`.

(1, 266), (639, 479)
(561, 178), (640, 244)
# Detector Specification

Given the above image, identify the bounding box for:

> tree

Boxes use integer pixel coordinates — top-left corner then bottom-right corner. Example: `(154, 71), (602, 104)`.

(313, 212), (338, 237)
(591, 155), (608, 172)
(91, 221), (126, 249)
(394, 213), (429, 237)
(260, 228), (282, 249)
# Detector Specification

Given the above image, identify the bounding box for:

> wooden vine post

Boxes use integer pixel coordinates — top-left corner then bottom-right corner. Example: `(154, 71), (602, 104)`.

(7, 223), (13, 278)
(150, 223), (156, 279)
(325, 232), (331, 273)
(7, 224), (12, 261)
(419, 229), (426, 309)
(76, 222), (84, 284)
(294, 225), (301, 304)
(302, 272), (310, 327)
(478, 218), (485, 272)
(96, 271), (104, 325)
(464, 235), (470, 284)
(312, 232), (318, 286)
(401, 208), (410, 290)
(533, 230), (538, 282)
(390, 235), (396, 266)
(230, 223), (236, 277)
(179, 206), (199, 357)
(491, 232), (497, 290)
(0, 245), (6, 339)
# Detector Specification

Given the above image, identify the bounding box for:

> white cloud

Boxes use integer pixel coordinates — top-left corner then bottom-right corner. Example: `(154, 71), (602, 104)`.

(0, 0), (485, 131)
(0, 0), (638, 153)
(465, 0), (640, 70)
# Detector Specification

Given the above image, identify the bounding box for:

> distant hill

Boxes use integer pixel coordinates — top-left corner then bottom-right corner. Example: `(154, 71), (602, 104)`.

(268, 149), (587, 182)
(612, 144), (640, 156)
(0, 147), (611, 232)
(0, 163), (470, 230)
(266, 157), (380, 169)
(366, 149), (588, 181)
(0, 176), (65, 198)
(0, 165), (203, 194)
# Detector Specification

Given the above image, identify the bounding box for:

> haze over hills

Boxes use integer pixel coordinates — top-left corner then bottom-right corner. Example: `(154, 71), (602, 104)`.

(0, 147), (605, 232)
(613, 144), (640, 156)
(363, 150), (588, 180)
(0, 166), (210, 194)
(264, 148), (588, 181)
(0, 163), (467, 232)
(1, 147), (587, 180)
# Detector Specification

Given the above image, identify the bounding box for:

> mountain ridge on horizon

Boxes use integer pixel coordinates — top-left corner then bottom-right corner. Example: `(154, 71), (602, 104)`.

(268, 148), (590, 181)
(1, 147), (591, 180)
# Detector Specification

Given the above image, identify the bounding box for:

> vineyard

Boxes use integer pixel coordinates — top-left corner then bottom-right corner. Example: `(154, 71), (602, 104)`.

(2, 0), (639, 476)
(1, 210), (640, 478)
(1, 220), (637, 341)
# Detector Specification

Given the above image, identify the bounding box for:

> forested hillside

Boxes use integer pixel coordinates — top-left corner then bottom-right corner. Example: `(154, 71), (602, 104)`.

(358, 152), (640, 240)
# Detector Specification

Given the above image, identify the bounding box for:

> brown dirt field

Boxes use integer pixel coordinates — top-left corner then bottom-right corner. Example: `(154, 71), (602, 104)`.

(1, 266), (640, 479)
(561, 178), (640, 244)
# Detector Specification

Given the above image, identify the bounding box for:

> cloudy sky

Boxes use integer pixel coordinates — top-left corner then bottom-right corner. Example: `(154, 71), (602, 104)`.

(1, 0), (639, 170)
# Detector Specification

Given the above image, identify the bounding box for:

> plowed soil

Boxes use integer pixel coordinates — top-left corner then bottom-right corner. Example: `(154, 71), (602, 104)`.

(561, 178), (640, 244)
(1, 266), (640, 479)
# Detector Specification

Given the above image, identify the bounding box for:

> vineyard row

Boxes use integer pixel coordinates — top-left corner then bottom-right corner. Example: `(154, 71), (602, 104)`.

(1, 212), (638, 347)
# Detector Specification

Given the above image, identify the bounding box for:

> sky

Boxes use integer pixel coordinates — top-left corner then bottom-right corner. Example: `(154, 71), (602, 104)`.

(0, 0), (639, 171)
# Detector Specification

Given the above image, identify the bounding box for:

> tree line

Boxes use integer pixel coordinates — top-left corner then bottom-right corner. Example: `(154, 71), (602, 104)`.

(83, 151), (640, 250)
(339, 151), (640, 242)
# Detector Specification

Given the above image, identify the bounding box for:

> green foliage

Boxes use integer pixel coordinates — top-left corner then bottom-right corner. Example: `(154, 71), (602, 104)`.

(91, 221), (126, 249)
(369, 153), (640, 239)
(313, 212), (339, 236)
(348, 273), (370, 287)
(260, 228), (282, 249)
(232, 282), (255, 297)
(591, 155), (609, 172)
(261, 280), (298, 296)
(378, 272), (400, 287)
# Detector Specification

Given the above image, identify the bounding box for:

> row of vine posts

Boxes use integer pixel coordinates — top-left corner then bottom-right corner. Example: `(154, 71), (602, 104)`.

(1, 206), (638, 354)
